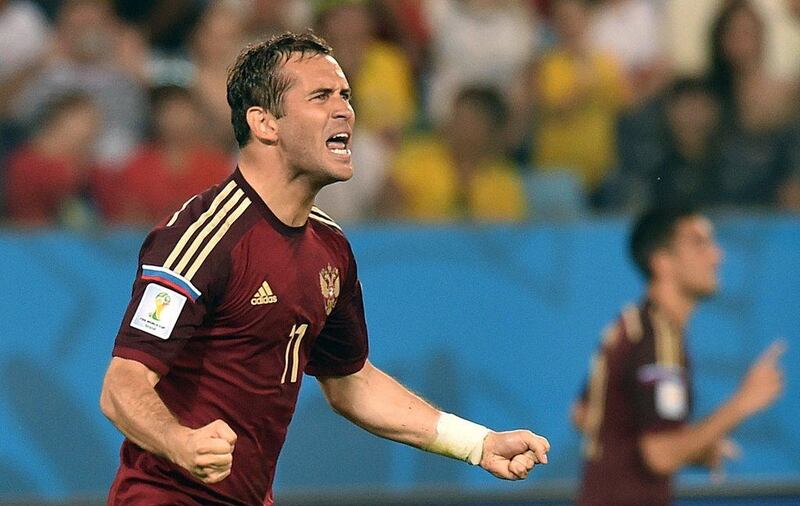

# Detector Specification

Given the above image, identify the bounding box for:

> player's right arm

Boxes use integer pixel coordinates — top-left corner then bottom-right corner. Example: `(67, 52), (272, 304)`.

(307, 246), (548, 481)
(100, 357), (237, 483)
(101, 187), (244, 483)
(318, 360), (550, 481)
(639, 341), (785, 475)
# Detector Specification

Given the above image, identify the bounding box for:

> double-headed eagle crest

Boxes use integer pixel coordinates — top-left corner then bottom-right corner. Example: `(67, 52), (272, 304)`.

(319, 264), (340, 315)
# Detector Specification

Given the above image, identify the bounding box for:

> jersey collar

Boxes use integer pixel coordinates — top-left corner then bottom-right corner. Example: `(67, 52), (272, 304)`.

(233, 167), (308, 236)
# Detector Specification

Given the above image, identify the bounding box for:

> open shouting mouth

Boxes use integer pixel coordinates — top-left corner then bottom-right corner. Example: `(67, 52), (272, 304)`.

(326, 132), (351, 157)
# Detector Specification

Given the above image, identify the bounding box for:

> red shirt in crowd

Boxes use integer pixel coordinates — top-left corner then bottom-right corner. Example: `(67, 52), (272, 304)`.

(5, 145), (91, 225)
(98, 145), (233, 224)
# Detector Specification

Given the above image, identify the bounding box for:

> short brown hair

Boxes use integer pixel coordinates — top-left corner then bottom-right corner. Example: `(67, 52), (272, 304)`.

(226, 31), (332, 148)
(630, 207), (701, 280)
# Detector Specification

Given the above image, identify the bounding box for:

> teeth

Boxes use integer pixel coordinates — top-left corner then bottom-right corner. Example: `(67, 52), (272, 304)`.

(330, 148), (350, 156)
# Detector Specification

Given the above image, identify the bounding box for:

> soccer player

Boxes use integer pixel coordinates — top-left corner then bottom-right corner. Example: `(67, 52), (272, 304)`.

(99, 32), (550, 506)
(572, 207), (785, 506)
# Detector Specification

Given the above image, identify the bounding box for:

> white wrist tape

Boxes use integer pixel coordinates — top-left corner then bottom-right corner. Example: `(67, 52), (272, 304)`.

(426, 412), (491, 465)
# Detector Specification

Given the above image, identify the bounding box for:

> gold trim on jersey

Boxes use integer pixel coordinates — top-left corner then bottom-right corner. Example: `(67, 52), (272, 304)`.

(651, 308), (682, 367)
(281, 335), (293, 384)
(601, 322), (620, 346)
(184, 196), (251, 280)
(281, 324), (308, 384)
(289, 330), (305, 383)
(173, 189), (246, 275)
(309, 206), (342, 230)
(161, 181), (251, 282)
(621, 304), (643, 343)
(583, 353), (608, 460)
(166, 195), (198, 227)
(164, 181), (237, 271)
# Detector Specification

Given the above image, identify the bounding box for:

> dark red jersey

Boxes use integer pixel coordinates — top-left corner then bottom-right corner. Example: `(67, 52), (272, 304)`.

(108, 168), (369, 506)
(577, 300), (693, 506)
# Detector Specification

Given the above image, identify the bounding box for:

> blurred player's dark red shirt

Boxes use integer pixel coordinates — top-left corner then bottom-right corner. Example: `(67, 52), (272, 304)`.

(108, 168), (369, 506)
(577, 300), (693, 506)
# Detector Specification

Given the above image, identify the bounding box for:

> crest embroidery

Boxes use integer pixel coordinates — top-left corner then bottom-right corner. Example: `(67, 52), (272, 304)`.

(319, 264), (340, 315)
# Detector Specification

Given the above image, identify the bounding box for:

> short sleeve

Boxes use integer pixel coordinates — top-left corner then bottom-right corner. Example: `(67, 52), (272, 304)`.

(630, 338), (690, 433)
(305, 252), (369, 377)
(112, 223), (228, 376)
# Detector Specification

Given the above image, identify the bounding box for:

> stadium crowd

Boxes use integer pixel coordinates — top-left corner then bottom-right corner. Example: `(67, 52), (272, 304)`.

(1, 0), (800, 228)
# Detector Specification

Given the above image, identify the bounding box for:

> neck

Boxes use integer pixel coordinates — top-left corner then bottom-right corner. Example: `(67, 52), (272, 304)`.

(646, 280), (696, 330)
(238, 148), (317, 227)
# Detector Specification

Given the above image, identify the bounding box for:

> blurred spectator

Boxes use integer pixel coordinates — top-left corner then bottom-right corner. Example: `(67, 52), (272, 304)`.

(3, 0), (795, 228)
(531, 0), (554, 19)
(315, 0), (416, 140)
(709, 0), (800, 208)
(423, 0), (539, 125)
(7, 0), (148, 164)
(588, 0), (670, 211)
(0, 0), (52, 161)
(374, 0), (429, 79)
(188, 0), (249, 150)
(243, 0), (312, 40)
(0, 0), (51, 85)
(113, 0), (204, 54)
(709, 0), (795, 130)
(665, 0), (800, 82)
(385, 86), (526, 222)
(96, 86), (232, 225)
(530, 0), (630, 196)
(651, 78), (721, 209)
(716, 125), (800, 210)
(4, 92), (101, 227)
(589, 0), (670, 104)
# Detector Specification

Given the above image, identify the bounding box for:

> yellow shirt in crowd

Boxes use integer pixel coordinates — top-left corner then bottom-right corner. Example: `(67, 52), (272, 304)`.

(534, 49), (629, 191)
(354, 42), (416, 132)
(391, 134), (527, 222)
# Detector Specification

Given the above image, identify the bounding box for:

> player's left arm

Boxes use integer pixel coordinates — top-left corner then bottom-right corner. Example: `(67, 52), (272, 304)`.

(638, 341), (785, 475)
(317, 360), (550, 480)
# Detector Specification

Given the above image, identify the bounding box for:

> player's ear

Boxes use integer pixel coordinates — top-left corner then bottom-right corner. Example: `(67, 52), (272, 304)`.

(246, 106), (278, 145)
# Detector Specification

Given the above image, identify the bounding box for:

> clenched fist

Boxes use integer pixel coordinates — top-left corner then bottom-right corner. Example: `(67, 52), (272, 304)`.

(168, 419), (238, 484)
(480, 430), (550, 480)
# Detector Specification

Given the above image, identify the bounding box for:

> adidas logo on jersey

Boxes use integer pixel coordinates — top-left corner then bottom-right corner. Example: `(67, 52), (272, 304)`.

(251, 281), (278, 305)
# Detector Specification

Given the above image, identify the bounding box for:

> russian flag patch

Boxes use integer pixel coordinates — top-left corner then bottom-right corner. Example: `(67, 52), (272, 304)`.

(140, 265), (201, 302)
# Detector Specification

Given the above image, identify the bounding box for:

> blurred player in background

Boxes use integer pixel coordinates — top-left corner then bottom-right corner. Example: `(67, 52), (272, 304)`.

(572, 207), (785, 506)
(99, 32), (550, 506)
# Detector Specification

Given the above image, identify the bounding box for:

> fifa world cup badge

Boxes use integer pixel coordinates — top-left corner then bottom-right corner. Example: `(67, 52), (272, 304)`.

(150, 292), (172, 321)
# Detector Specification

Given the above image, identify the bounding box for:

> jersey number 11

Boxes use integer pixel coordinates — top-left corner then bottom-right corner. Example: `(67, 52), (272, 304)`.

(281, 323), (308, 384)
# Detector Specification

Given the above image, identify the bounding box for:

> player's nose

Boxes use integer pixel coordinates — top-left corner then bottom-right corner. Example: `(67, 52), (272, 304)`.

(331, 99), (354, 121)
